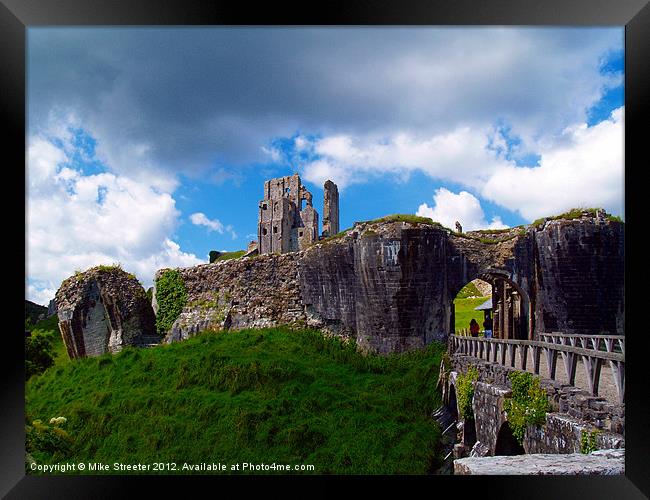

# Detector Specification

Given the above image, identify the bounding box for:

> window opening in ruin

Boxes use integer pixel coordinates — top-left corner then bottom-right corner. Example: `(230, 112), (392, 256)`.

(262, 203), (267, 210)
(299, 230), (303, 237)
(262, 228), (267, 235)
(273, 227), (278, 234)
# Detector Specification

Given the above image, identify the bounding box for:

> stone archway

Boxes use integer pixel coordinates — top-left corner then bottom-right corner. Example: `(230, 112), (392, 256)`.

(448, 269), (532, 341)
(478, 271), (532, 341)
(494, 422), (525, 456)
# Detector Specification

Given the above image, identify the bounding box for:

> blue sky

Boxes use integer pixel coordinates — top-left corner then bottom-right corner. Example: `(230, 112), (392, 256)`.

(26, 28), (624, 305)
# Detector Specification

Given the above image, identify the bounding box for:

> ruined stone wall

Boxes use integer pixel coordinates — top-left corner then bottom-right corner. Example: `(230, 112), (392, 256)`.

(300, 223), (454, 353)
(526, 219), (625, 336)
(161, 214), (624, 354)
(56, 267), (156, 358)
(449, 215), (625, 338)
(322, 180), (339, 237)
(163, 253), (305, 342)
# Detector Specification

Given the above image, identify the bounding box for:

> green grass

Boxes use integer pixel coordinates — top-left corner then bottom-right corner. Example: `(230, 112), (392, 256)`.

(455, 282), (482, 299)
(364, 214), (443, 227)
(531, 207), (622, 228)
(319, 227), (353, 244)
(454, 297), (490, 334)
(215, 250), (246, 261)
(26, 327), (446, 474)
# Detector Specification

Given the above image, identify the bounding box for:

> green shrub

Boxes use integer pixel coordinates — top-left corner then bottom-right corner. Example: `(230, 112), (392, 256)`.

(26, 417), (73, 462)
(503, 371), (550, 444)
(456, 366), (479, 420)
(26, 332), (55, 380)
(155, 270), (187, 335)
(580, 429), (600, 454)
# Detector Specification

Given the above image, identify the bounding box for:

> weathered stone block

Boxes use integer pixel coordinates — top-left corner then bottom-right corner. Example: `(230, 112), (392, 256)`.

(56, 266), (157, 358)
(453, 449), (624, 475)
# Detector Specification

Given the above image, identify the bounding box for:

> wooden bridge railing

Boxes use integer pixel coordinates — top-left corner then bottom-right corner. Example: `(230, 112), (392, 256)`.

(538, 332), (624, 355)
(449, 335), (625, 404)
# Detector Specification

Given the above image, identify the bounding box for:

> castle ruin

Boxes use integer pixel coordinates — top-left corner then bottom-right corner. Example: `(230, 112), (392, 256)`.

(258, 173), (339, 254)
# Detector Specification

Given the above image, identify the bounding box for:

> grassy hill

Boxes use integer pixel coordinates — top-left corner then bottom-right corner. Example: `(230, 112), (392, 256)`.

(26, 327), (445, 474)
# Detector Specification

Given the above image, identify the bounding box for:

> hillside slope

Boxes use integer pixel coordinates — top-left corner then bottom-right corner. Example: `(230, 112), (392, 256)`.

(26, 327), (445, 474)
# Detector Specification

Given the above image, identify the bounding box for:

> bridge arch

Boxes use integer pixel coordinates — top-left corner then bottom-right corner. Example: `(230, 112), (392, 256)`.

(494, 422), (525, 456)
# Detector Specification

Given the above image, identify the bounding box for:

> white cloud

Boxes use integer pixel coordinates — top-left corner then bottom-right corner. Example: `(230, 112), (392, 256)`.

(481, 107), (624, 220)
(416, 188), (509, 231)
(26, 127), (203, 304)
(26, 284), (58, 307)
(300, 107), (623, 221)
(294, 135), (310, 151)
(301, 127), (511, 190)
(190, 212), (224, 232)
(190, 212), (237, 239)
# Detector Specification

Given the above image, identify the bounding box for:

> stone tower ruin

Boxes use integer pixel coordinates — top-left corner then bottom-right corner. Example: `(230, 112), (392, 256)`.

(258, 173), (339, 254)
(322, 180), (340, 237)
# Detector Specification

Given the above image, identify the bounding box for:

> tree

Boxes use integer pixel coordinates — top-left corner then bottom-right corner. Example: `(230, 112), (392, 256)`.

(25, 333), (55, 379)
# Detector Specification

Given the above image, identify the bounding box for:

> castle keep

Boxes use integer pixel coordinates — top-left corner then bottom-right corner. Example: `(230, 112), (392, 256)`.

(257, 173), (339, 254)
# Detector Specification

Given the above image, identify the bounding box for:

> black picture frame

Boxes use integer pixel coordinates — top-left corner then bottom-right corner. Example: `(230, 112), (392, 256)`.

(5, 0), (649, 497)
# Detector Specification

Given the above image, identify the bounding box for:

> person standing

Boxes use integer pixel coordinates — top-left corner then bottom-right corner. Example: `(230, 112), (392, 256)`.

(470, 319), (480, 337)
(483, 315), (493, 338)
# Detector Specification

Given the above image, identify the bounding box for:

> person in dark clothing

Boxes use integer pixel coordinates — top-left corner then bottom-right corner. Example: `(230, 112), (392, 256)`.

(483, 316), (493, 338)
(470, 319), (480, 337)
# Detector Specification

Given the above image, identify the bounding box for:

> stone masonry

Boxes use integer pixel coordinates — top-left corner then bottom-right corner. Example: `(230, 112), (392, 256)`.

(160, 212), (624, 355)
(257, 173), (339, 254)
(445, 355), (624, 459)
(454, 449), (624, 475)
(322, 180), (339, 237)
(55, 266), (157, 358)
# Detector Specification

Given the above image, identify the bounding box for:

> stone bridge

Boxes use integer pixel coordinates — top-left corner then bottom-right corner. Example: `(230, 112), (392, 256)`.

(441, 334), (625, 472)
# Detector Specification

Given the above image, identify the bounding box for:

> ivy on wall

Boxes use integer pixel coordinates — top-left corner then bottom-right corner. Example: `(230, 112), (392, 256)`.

(155, 270), (187, 335)
(456, 366), (479, 420)
(503, 371), (550, 444)
(580, 429), (600, 454)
